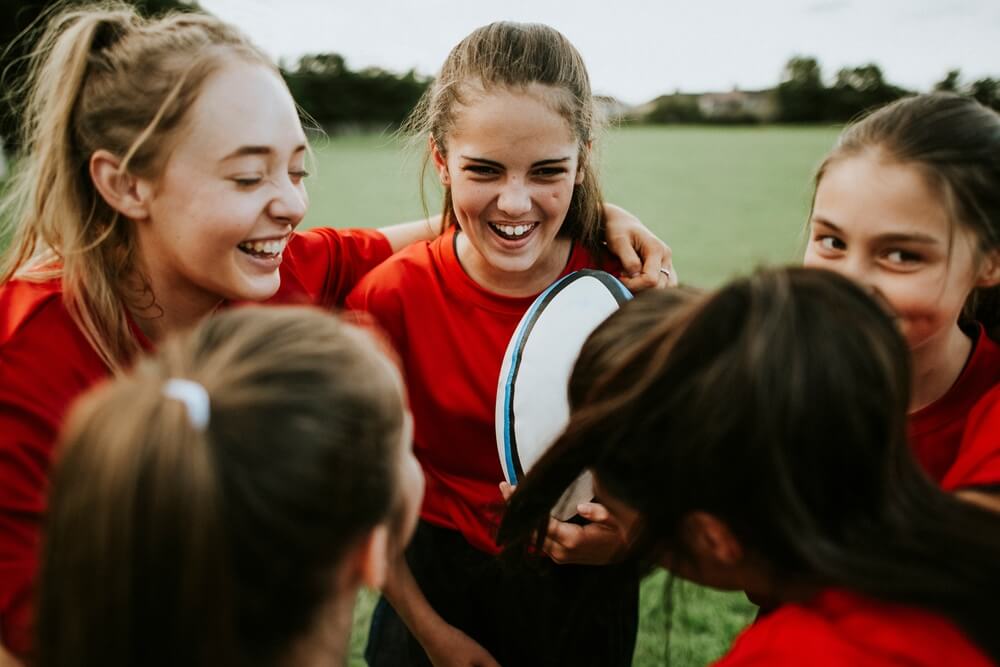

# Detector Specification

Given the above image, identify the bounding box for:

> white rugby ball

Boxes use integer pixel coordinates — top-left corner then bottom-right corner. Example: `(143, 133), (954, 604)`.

(496, 270), (631, 520)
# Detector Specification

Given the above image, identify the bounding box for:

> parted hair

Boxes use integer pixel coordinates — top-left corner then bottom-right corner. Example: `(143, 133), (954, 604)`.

(814, 93), (1000, 337)
(0, 2), (274, 373)
(500, 267), (1000, 661)
(404, 21), (606, 251)
(37, 306), (406, 667)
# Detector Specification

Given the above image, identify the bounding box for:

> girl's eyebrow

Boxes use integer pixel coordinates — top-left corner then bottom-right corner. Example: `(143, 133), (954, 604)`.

(459, 156), (572, 167)
(532, 157), (571, 167)
(220, 144), (307, 162)
(812, 217), (939, 245)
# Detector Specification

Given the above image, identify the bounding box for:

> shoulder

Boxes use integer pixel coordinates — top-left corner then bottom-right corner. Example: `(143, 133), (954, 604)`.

(346, 237), (441, 307)
(1, 277), (72, 348)
(288, 226), (389, 255)
(719, 590), (990, 667)
(0, 277), (108, 435)
(568, 241), (623, 277)
(0, 277), (103, 377)
(714, 600), (854, 667)
(277, 227), (393, 307)
(943, 382), (1000, 490)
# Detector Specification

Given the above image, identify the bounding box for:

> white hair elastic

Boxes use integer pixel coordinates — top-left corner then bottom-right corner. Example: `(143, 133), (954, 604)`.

(162, 378), (211, 431)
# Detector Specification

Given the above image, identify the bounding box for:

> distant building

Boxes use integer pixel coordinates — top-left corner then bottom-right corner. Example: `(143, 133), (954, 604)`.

(696, 89), (777, 122)
(638, 88), (778, 124)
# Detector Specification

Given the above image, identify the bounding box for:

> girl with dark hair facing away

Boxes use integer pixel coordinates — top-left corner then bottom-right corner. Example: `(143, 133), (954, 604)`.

(500, 267), (1000, 666)
(37, 306), (425, 667)
(0, 4), (667, 655)
(802, 94), (1000, 493)
(348, 21), (674, 667)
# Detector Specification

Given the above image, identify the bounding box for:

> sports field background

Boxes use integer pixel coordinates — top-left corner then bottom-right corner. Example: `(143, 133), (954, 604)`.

(306, 124), (842, 666)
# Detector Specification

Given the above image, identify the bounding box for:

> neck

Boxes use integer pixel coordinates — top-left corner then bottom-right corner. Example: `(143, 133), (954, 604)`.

(742, 564), (822, 609)
(125, 255), (223, 344)
(281, 584), (355, 667)
(455, 231), (573, 297)
(908, 322), (974, 412)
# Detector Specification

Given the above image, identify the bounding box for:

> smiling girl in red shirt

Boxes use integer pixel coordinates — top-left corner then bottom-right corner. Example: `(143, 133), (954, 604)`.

(347, 22), (665, 667)
(802, 94), (1000, 487)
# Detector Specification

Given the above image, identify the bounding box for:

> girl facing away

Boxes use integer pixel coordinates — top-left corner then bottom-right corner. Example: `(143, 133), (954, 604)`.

(500, 267), (1000, 666)
(0, 4), (667, 655)
(347, 21), (665, 667)
(802, 93), (1000, 488)
(36, 306), (424, 667)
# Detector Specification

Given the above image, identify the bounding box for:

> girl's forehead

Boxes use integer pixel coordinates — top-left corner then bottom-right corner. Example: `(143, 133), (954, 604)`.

(815, 152), (951, 235)
(180, 61), (305, 158)
(446, 86), (578, 153)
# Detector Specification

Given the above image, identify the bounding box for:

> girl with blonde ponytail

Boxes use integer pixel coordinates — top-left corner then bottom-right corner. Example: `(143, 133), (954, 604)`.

(37, 306), (424, 667)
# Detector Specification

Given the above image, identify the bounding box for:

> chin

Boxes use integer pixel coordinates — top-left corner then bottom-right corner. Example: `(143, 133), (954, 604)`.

(231, 275), (282, 302)
(487, 252), (543, 276)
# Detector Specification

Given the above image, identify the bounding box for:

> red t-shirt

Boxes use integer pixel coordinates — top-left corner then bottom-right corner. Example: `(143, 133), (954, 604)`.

(346, 227), (620, 555)
(0, 227), (390, 655)
(908, 325), (1000, 484)
(941, 383), (1000, 491)
(717, 589), (991, 666)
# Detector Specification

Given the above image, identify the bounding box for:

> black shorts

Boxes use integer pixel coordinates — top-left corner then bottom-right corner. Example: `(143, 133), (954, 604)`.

(365, 520), (639, 667)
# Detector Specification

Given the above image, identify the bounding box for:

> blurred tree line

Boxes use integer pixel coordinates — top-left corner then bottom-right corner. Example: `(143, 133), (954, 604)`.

(0, 1), (428, 155)
(282, 53), (429, 131)
(642, 56), (999, 125)
(776, 56), (999, 122)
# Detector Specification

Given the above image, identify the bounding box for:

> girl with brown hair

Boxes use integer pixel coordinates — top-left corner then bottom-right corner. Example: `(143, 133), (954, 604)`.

(802, 94), (1000, 491)
(348, 21), (674, 667)
(500, 267), (1000, 665)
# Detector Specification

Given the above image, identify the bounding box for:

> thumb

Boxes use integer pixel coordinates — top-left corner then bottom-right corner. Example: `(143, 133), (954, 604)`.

(576, 502), (612, 524)
(499, 481), (516, 502)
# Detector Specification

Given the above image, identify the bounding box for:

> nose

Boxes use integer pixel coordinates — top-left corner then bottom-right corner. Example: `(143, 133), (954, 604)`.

(269, 177), (308, 226)
(496, 178), (532, 217)
(828, 255), (886, 300)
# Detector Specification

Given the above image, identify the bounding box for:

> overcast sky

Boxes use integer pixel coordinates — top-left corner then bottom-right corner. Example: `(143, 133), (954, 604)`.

(200, 0), (1000, 106)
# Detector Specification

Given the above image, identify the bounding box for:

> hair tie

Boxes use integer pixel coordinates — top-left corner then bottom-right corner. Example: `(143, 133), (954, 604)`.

(162, 379), (210, 431)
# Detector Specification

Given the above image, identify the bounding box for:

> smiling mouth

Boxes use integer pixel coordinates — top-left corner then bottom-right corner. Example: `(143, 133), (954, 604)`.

(238, 237), (288, 259)
(489, 222), (538, 241)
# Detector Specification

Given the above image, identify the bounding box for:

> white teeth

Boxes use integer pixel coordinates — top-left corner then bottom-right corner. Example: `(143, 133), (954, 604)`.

(239, 237), (287, 256)
(493, 223), (533, 237)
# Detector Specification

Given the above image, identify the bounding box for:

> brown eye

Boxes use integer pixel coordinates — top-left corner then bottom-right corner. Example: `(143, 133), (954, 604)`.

(818, 236), (845, 251)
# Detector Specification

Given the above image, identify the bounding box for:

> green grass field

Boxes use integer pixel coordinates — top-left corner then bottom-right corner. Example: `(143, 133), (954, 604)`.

(308, 125), (842, 666)
(304, 125), (841, 287)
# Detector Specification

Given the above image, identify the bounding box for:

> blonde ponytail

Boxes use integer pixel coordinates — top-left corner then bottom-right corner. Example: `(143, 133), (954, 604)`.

(1, 3), (271, 372)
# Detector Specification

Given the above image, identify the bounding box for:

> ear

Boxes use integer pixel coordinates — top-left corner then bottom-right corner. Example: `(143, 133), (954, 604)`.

(89, 150), (154, 221)
(353, 524), (390, 590)
(976, 249), (1000, 288)
(684, 511), (743, 566)
(429, 135), (450, 186)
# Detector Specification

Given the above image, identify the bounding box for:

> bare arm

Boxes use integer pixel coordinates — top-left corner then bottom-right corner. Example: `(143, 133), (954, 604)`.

(956, 489), (1000, 513)
(377, 215), (444, 253)
(602, 203), (676, 291)
(375, 206), (676, 290)
(382, 555), (501, 667)
(0, 643), (24, 667)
